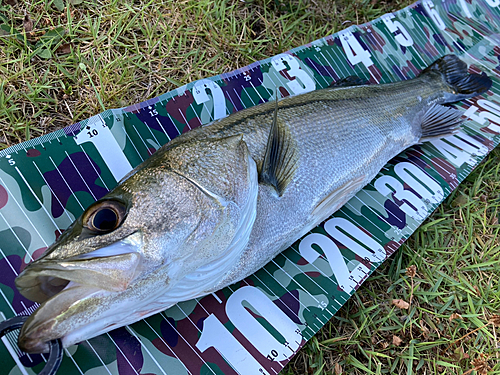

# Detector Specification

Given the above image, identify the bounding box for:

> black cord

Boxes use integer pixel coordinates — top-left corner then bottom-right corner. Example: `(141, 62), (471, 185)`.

(0, 315), (63, 375)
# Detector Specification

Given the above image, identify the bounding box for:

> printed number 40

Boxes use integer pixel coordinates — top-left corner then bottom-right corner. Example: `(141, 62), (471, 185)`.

(339, 30), (373, 68)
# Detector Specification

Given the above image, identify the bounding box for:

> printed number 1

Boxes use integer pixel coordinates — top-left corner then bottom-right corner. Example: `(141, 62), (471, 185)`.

(196, 314), (270, 375)
(196, 286), (302, 374)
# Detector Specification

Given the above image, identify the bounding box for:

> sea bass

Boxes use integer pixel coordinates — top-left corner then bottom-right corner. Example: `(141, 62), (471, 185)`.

(15, 55), (491, 353)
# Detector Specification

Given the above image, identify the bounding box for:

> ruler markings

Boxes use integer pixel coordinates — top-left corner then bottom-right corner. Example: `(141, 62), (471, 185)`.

(64, 151), (98, 201)
(124, 125), (146, 163)
(247, 272), (317, 337)
(142, 119), (162, 146)
(158, 313), (216, 375)
(84, 340), (113, 375)
(105, 332), (140, 375)
(0, 175), (49, 248)
(155, 117), (173, 142)
(141, 318), (194, 375)
(63, 348), (85, 375)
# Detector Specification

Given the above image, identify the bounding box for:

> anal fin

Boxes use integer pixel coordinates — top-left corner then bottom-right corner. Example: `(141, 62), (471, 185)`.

(259, 98), (298, 196)
(420, 103), (463, 142)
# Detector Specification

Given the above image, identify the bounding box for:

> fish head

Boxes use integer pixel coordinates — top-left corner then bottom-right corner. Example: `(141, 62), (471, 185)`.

(15, 135), (258, 353)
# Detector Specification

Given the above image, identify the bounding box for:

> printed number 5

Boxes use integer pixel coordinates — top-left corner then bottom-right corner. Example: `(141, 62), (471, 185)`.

(271, 54), (316, 95)
(381, 14), (414, 47)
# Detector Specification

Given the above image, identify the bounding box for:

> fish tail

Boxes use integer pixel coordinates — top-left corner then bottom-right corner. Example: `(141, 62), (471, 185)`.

(422, 54), (492, 102)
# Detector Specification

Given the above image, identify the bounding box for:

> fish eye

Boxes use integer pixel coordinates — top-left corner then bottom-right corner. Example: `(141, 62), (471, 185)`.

(84, 200), (127, 233)
(91, 208), (118, 231)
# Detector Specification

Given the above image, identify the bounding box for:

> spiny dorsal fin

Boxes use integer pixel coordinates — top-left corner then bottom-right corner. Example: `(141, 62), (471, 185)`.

(420, 103), (463, 142)
(329, 76), (368, 88)
(259, 98), (298, 196)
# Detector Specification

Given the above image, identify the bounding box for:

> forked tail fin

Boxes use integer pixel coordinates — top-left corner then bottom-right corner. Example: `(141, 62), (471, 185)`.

(422, 54), (492, 102)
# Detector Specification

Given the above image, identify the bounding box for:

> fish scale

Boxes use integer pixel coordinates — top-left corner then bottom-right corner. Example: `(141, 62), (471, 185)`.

(1, 1), (500, 374)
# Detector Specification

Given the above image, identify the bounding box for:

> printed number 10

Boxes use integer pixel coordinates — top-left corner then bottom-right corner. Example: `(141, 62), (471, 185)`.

(196, 286), (303, 374)
(87, 129), (98, 138)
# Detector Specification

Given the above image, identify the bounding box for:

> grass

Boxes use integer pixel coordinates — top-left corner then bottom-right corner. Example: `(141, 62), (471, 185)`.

(1, 0), (499, 374)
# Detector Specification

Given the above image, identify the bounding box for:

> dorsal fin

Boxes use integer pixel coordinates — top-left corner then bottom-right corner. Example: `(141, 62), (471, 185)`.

(259, 97), (298, 196)
(329, 76), (368, 88)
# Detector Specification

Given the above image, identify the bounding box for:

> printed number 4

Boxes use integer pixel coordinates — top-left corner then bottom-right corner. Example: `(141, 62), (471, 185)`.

(339, 30), (373, 68)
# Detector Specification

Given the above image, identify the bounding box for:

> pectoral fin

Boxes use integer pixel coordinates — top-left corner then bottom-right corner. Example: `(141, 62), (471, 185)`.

(259, 99), (298, 196)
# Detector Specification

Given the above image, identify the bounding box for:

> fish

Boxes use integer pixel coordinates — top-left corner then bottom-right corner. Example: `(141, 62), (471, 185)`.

(15, 54), (491, 353)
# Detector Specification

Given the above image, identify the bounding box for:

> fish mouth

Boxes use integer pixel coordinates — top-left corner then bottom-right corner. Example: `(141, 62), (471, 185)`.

(17, 281), (103, 353)
(15, 232), (144, 353)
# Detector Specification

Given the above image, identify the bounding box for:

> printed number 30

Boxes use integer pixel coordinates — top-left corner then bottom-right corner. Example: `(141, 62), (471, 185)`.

(271, 54), (316, 95)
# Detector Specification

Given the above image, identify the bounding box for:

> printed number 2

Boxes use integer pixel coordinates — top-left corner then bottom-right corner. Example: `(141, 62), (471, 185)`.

(193, 79), (227, 121)
(339, 30), (373, 68)
(381, 14), (414, 47)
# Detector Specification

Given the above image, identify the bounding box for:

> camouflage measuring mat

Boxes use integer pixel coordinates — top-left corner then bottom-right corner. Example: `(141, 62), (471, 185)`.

(1, 0), (500, 374)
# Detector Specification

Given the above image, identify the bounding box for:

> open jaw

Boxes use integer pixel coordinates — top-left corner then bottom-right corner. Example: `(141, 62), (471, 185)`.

(15, 269), (164, 354)
(17, 277), (104, 353)
(15, 234), (146, 353)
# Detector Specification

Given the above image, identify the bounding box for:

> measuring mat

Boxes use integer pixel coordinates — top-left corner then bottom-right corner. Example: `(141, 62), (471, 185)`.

(2, 0), (500, 374)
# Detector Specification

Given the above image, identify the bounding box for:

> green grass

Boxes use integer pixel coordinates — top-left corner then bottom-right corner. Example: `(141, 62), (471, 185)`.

(1, 0), (500, 374)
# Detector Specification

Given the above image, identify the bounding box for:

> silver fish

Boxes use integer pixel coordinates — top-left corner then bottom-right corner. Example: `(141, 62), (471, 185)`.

(15, 55), (491, 353)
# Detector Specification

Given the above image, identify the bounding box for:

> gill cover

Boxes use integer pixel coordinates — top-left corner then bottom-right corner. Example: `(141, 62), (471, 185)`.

(15, 133), (259, 352)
